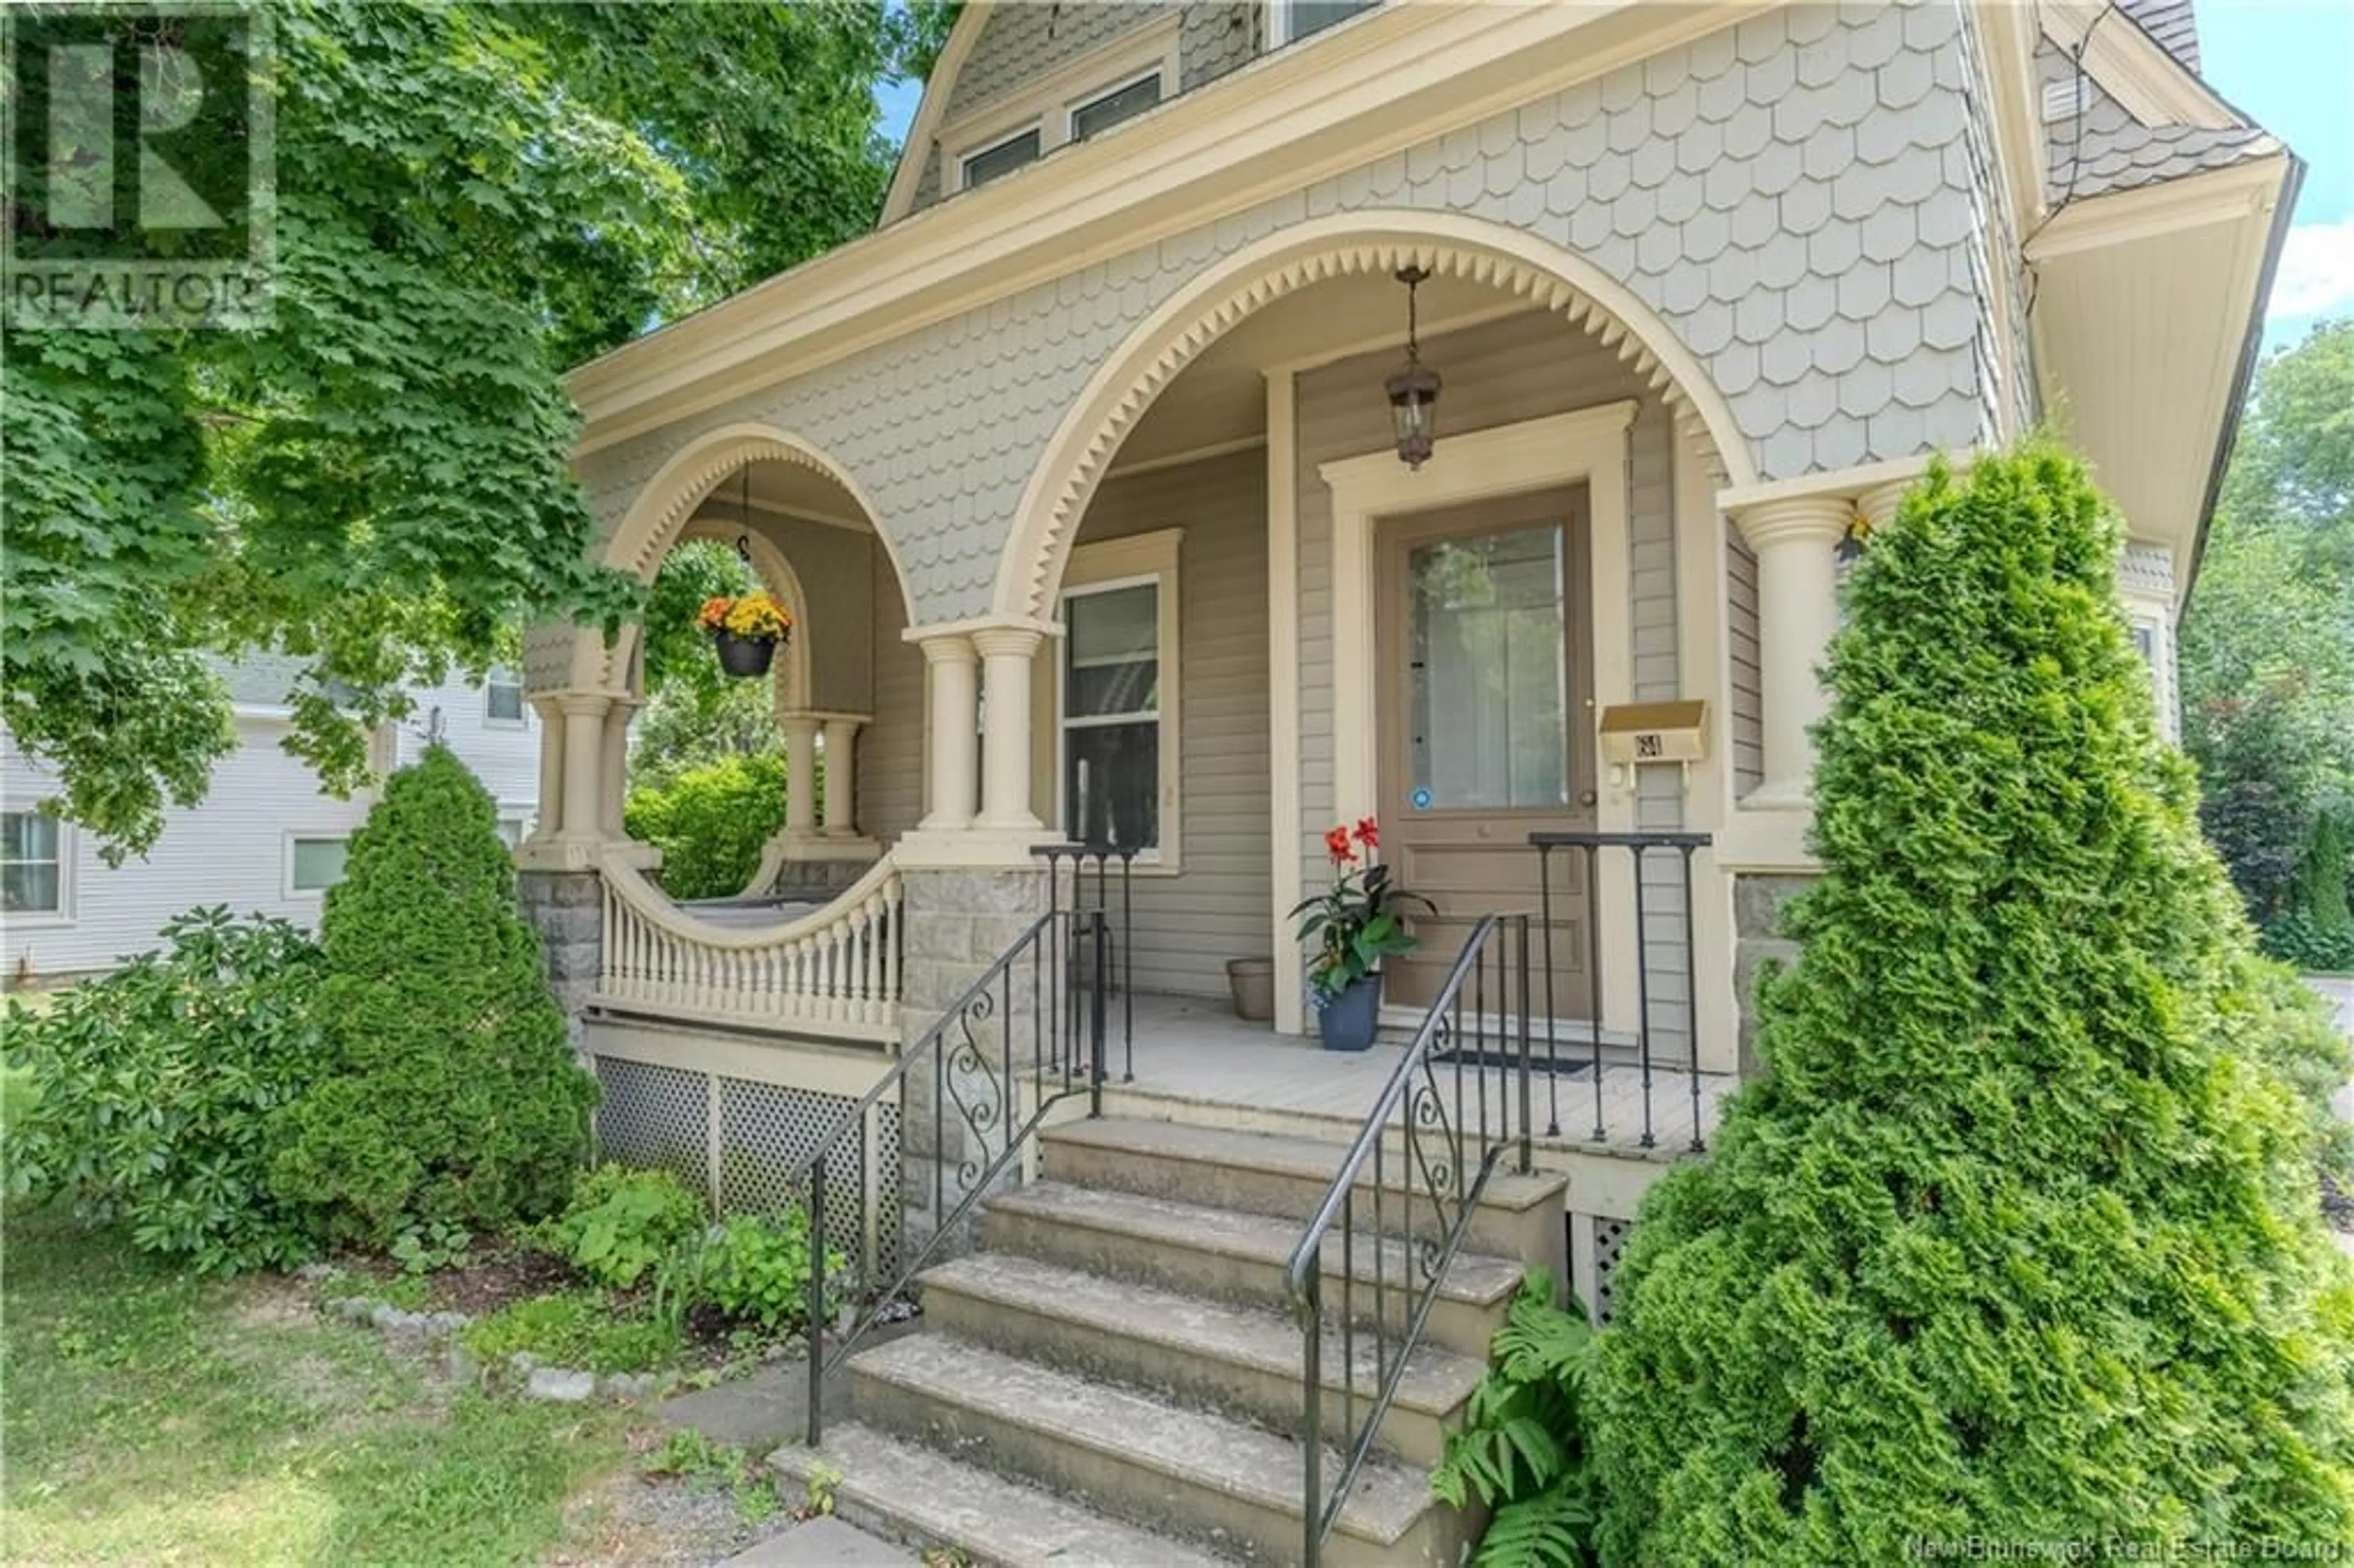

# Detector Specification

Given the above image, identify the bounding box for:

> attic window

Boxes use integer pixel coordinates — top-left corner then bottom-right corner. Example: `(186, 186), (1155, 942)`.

(1070, 72), (1160, 141)
(2041, 77), (2084, 122)
(1273, 0), (1378, 47)
(962, 127), (1042, 188)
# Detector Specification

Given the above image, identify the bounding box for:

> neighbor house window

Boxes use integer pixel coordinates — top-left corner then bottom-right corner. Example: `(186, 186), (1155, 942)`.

(1058, 528), (1181, 866)
(1069, 72), (1160, 140)
(961, 126), (1042, 189)
(288, 835), (352, 895)
(1273, 0), (1378, 47)
(486, 668), (525, 725)
(1, 812), (64, 916)
(496, 814), (531, 849)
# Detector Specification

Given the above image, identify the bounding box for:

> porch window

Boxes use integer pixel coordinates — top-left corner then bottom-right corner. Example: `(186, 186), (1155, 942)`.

(961, 127), (1041, 189)
(1069, 72), (1160, 141)
(1058, 527), (1182, 864)
(288, 835), (351, 896)
(1, 812), (64, 916)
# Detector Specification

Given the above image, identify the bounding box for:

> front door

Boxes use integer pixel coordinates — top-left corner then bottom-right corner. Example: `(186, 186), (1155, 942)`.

(1376, 488), (1596, 1015)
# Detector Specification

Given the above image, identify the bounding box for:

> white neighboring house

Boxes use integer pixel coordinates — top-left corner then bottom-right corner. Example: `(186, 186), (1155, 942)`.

(1, 658), (541, 984)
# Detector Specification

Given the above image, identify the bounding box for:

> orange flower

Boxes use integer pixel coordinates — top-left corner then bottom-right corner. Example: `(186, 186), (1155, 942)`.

(1352, 816), (1379, 850)
(1324, 824), (1356, 864)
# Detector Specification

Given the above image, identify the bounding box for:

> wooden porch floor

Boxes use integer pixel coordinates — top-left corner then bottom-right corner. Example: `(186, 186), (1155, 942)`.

(1102, 992), (1733, 1162)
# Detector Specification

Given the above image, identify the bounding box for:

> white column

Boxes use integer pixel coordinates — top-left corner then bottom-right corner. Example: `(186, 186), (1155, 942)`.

(782, 713), (821, 839)
(599, 696), (636, 840)
(528, 698), (564, 843)
(1731, 496), (1851, 807)
(822, 717), (861, 837)
(918, 634), (979, 831)
(1855, 479), (1911, 538)
(558, 692), (611, 837)
(973, 626), (1043, 832)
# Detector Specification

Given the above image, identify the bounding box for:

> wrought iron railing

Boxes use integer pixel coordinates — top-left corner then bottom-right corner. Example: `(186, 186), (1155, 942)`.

(1032, 841), (1138, 1083)
(801, 905), (1108, 1446)
(1284, 831), (1713, 1562)
(1529, 831), (1712, 1154)
(1286, 913), (1536, 1564)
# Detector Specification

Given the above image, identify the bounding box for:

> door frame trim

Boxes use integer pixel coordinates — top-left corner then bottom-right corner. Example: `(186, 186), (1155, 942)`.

(1317, 398), (1641, 1035)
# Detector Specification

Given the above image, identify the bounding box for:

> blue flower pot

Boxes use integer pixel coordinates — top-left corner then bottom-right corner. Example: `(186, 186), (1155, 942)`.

(1317, 973), (1384, 1052)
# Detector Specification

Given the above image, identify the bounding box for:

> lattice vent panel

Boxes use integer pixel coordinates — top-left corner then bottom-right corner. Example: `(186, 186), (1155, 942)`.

(718, 1076), (903, 1265)
(1592, 1216), (1636, 1325)
(593, 1057), (707, 1187)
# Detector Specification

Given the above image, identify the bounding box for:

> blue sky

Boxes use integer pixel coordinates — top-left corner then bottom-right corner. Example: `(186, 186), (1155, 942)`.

(872, 3), (2348, 347)
(2201, 0), (2353, 347)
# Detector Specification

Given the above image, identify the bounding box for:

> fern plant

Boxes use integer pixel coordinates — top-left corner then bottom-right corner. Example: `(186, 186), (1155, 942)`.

(1430, 1268), (1599, 1567)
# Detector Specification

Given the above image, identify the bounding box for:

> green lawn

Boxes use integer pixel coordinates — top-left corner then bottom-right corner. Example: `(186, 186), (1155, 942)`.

(1, 1205), (642, 1566)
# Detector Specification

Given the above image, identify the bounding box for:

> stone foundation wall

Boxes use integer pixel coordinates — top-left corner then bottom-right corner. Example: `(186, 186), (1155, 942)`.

(1731, 873), (1818, 1077)
(518, 870), (602, 1049)
(897, 867), (1053, 1256)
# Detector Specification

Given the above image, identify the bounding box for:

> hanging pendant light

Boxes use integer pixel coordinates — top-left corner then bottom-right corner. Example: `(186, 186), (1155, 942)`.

(1385, 264), (1442, 470)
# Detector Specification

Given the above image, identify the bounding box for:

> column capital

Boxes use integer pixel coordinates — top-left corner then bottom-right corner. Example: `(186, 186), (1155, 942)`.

(1854, 479), (1913, 532)
(911, 631), (978, 666)
(1729, 493), (1853, 552)
(971, 625), (1045, 660)
(902, 612), (1061, 648)
(779, 710), (823, 737)
(555, 690), (615, 720)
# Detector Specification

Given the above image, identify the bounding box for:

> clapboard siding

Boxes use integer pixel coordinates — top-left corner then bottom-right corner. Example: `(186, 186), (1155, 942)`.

(859, 559), (926, 844)
(2, 670), (541, 981)
(1067, 447), (1274, 997)
(1726, 525), (1764, 797)
(1293, 308), (1689, 1052)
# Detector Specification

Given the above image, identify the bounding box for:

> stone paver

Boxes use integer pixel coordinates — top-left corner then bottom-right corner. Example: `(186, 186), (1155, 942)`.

(715, 1515), (913, 1567)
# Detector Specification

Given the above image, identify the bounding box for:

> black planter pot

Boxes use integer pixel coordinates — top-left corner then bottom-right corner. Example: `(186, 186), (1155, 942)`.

(1317, 972), (1384, 1052)
(713, 630), (777, 679)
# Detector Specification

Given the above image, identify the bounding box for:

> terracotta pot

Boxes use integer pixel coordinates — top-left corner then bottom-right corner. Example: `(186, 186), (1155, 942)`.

(1316, 972), (1384, 1052)
(1225, 958), (1275, 1022)
(713, 630), (776, 678)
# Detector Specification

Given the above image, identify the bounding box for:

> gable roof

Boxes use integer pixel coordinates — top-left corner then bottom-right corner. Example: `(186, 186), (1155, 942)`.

(2037, 1), (2277, 206)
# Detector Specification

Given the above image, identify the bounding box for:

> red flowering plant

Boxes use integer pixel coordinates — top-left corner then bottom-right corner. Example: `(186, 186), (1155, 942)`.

(1289, 817), (1433, 1006)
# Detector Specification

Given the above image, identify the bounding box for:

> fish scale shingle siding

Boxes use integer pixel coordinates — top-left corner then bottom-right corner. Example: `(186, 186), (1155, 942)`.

(2038, 36), (2265, 202)
(571, 2), (1998, 645)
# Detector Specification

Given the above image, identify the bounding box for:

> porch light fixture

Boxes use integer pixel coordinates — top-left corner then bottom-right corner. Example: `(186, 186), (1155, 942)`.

(1385, 265), (1442, 470)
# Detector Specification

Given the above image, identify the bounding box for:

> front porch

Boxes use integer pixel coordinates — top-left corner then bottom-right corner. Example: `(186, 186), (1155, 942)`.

(1109, 992), (1731, 1163)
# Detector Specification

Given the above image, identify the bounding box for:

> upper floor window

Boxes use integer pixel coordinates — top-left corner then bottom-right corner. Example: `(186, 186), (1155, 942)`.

(962, 127), (1042, 189)
(1272, 0), (1379, 48)
(486, 667), (525, 726)
(2, 812), (64, 917)
(1070, 72), (1161, 141)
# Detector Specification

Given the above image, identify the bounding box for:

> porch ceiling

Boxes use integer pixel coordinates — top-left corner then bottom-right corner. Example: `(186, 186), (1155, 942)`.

(684, 455), (877, 535)
(1109, 274), (1533, 473)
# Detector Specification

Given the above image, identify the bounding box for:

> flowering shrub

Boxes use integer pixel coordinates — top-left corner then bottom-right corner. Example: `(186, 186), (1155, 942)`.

(1289, 817), (1431, 1003)
(696, 590), (792, 641)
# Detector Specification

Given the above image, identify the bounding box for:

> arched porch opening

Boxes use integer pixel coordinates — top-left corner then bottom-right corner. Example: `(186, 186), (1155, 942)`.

(528, 427), (922, 913)
(951, 211), (1745, 1062)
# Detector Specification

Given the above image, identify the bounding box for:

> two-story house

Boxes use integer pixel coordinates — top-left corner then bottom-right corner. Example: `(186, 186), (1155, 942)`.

(508, 4), (2295, 1560)
(2, 659), (541, 983)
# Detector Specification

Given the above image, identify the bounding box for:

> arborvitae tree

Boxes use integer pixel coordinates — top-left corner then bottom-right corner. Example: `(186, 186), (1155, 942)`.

(1590, 446), (2354, 1562)
(270, 745), (595, 1244)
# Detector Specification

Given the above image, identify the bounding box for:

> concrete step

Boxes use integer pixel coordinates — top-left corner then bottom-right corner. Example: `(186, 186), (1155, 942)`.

(848, 1333), (1465, 1568)
(1041, 1116), (1567, 1266)
(767, 1420), (1235, 1567)
(918, 1250), (1484, 1468)
(980, 1181), (1521, 1359)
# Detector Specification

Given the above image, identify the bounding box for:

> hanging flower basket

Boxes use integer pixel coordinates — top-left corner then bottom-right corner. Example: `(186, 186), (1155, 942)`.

(698, 592), (793, 679)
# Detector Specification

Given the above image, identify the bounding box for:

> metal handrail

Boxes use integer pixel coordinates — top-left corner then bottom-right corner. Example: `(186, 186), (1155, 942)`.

(801, 905), (1108, 1447)
(1284, 913), (1533, 1562)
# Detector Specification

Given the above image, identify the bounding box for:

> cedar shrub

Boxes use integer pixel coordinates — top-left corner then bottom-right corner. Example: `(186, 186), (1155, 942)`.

(1589, 446), (2354, 1562)
(269, 745), (595, 1244)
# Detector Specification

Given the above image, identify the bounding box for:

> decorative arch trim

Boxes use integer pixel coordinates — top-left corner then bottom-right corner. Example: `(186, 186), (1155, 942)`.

(992, 210), (1761, 621)
(600, 422), (913, 622)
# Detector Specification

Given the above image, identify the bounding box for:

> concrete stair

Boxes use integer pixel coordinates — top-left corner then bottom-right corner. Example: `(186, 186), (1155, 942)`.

(768, 1114), (1567, 1567)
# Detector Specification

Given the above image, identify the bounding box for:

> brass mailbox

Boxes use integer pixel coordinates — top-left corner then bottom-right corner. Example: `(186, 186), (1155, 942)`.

(1598, 701), (1710, 767)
